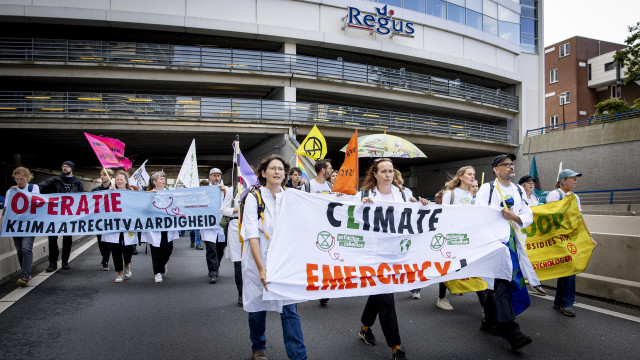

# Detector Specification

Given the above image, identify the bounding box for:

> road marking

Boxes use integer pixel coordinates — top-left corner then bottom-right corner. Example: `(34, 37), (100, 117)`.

(529, 292), (640, 323)
(0, 238), (96, 315)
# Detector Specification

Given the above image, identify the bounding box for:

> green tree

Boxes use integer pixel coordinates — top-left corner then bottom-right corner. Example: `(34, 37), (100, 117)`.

(613, 22), (640, 86)
(594, 98), (631, 117)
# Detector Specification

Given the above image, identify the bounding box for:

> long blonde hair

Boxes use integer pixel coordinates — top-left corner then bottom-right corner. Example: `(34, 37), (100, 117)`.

(444, 166), (475, 191)
(361, 158), (403, 193)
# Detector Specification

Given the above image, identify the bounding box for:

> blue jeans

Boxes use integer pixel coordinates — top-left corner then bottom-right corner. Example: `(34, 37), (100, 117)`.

(555, 275), (576, 307)
(190, 230), (201, 246)
(248, 304), (307, 360)
(14, 237), (35, 279)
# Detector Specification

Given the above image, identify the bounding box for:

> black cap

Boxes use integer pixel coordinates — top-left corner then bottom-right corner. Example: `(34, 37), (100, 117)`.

(491, 154), (516, 168)
(518, 175), (534, 185)
(62, 161), (75, 170)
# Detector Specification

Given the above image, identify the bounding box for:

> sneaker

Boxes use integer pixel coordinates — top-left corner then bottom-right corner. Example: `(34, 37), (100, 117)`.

(124, 267), (132, 279)
(62, 262), (70, 270)
(558, 306), (576, 317)
(162, 265), (167, 277)
(101, 264), (109, 271)
(154, 273), (163, 283)
(16, 278), (29, 287)
(115, 274), (124, 283)
(46, 263), (57, 272)
(319, 298), (329, 306)
(437, 297), (454, 311)
(190, 242), (195, 248)
(533, 286), (547, 296)
(392, 348), (407, 360)
(411, 290), (421, 299)
(209, 276), (217, 284)
(132, 248), (138, 255)
(359, 327), (376, 346)
(252, 350), (268, 360)
(196, 245), (203, 250)
(480, 319), (500, 337)
(509, 332), (532, 350)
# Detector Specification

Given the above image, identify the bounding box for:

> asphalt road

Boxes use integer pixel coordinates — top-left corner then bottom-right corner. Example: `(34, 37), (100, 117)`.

(0, 235), (638, 360)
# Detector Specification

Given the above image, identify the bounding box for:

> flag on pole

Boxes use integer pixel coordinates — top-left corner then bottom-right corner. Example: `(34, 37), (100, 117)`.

(176, 139), (199, 188)
(296, 125), (327, 160)
(557, 162), (563, 182)
(332, 130), (359, 195)
(84, 132), (132, 170)
(129, 160), (150, 190)
(529, 154), (543, 198)
(233, 141), (259, 197)
(294, 155), (311, 181)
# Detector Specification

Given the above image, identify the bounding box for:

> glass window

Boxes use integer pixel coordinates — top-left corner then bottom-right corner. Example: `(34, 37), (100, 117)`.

(521, 37), (536, 53)
(427, 0), (446, 18)
(498, 5), (519, 23)
(483, 0), (497, 18)
(520, 17), (535, 38)
(559, 92), (570, 105)
(466, 0), (482, 12)
(448, 0), (465, 6)
(498, 21), (520, 44)
(467, 9), (482, 29)
(447, 3), (465, 24)
(550, 68), (558, 84)
(483, 15), (497, 35)
(604, 62), (616, 71)
(404, 0), (426, 13)
(521, 0), (536, 18)
(550, 115), (558, 128)
(559, 43), (570, 57)
(378, 0), (402, 7)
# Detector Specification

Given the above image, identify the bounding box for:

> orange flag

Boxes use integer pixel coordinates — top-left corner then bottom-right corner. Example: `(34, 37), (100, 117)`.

(332, 130), (359, 195)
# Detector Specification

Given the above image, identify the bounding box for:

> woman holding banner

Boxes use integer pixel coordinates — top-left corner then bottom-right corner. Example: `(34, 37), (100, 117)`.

(357, 158), (429, 360)
(241, 154), (307, 360)
(437, 166), (490, 310)
(141, 171), (179, 283)
(2, 167), (39, 287)
(102, 170), (136, 283)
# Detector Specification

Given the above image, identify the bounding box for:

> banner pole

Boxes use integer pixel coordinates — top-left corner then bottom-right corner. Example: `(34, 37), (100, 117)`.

(103, 167), (114, 189)
(494, 178), (526, 249)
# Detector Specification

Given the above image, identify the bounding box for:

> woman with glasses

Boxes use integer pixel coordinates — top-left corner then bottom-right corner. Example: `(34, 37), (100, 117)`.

(357, 158), (429, 360)
(141, 171), (179, 283)
(101, 170), (136, 283)
(241, 154), (307, 360)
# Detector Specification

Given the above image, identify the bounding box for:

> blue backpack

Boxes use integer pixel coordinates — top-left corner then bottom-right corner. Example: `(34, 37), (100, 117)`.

(538, 189), (564, 205)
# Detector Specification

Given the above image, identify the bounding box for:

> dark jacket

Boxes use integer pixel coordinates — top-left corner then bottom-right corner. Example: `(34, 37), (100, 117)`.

(38, 174), (84, 194)
(91, 183), (112, 192)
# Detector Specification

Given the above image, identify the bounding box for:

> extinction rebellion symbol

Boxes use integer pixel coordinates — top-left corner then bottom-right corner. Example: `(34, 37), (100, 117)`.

(303, 137), (324, 159)
(431, 233), (445, 250)
(317, 231), (335, 251)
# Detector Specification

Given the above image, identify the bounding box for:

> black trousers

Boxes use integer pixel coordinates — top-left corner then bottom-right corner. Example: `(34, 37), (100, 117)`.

(204, 240), (219, 277)
(234, 261), (243, 295)
(217, 241), (226, 266)
(484, 279), (520, 341)
(361, 293), (401, 347)
(96, 234), (111, 266)
(109, 233), (134, 272)
(150, 232), (173, 275)
(48, 235), (72, 264)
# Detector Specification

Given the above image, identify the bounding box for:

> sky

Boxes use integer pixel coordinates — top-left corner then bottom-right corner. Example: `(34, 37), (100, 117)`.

(544, 0), (640, 46)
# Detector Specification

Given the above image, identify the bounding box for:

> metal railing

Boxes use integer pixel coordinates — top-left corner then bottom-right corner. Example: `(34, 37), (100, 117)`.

(526, 109), (640, 137)
(0, 37), (519, 111)
(575, 188), (640, 205)
(0, 91), (510, 142)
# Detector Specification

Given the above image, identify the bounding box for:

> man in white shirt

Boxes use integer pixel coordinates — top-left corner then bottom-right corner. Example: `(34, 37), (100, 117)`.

(303, 159), (333, 193)
(475, 154), (533, 351)
(200, 168), (227, 284)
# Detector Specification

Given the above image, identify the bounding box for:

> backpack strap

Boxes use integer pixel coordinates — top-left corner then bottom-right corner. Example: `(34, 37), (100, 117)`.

(449, 189), (455, 205)
(488, 181), (494, 205)
(28, 183), (34, 192)
(400, 189), (407, 202)
(556, 189), (565, 200)
(304, 182), (311, 193)
(362, 189), (370, 199)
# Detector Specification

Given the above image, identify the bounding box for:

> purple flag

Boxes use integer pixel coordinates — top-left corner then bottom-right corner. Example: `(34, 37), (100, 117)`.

(234, 141), (259, 198)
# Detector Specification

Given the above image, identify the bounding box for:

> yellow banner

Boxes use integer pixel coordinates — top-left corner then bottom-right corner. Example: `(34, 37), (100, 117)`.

(522, 194), (594, 281)
(296, 125), (327, 160)
(444, 277), (487, 294)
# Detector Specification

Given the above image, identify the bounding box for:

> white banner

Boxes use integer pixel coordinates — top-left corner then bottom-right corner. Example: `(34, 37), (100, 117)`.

(129, 160), (149, 190)
(177, 139), (199, 188)
(263, 190), (512, 300)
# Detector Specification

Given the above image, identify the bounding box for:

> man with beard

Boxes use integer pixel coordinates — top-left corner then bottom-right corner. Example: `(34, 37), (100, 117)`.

(303, 159), (333, 193)
(39, 161), (84, 271)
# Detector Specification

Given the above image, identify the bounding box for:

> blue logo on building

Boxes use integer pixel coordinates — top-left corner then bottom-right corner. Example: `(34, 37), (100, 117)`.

(344, 5), (415, 37)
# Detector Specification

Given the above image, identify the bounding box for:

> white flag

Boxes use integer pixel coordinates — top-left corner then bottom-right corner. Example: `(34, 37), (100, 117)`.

(177, 139), (199, 188)
(129, 160), (150, 190)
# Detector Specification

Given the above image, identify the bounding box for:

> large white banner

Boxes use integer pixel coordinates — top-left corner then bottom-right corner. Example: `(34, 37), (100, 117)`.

(263, 190), (512, 300)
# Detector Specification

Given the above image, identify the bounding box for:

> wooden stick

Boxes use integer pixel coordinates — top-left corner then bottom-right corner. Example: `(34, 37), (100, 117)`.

(494, 178), (526, 249)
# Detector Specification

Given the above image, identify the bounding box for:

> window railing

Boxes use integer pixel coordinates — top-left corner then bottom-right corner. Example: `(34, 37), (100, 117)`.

(0, 37), (519, 111)
(0, 91), (510, 143)
(526, 109), (640, 137)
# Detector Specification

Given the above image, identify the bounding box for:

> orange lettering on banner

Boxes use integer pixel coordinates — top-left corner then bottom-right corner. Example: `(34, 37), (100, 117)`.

(344, 266), (358, 289)
(332, 130), (359, 195)
(321, 265), (346, 290)
(404, 264), (418, 283)
(435, 261), (451, 276)
(359, 266), (377, 287)
(392, 264), (404, 284)
(418, 261), (431, 281)
(377, 263), (392, 284)
(306, 263), (320, 291)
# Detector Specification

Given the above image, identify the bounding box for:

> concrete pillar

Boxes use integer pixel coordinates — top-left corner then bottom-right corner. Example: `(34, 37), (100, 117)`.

(280, 42), (296, 55)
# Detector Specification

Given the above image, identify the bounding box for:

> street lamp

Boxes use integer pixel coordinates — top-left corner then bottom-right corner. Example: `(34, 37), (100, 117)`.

(559, 93), (567, 130)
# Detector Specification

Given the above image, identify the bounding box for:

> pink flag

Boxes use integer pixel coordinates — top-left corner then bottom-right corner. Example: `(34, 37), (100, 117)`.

(84, 132), (132, 170)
